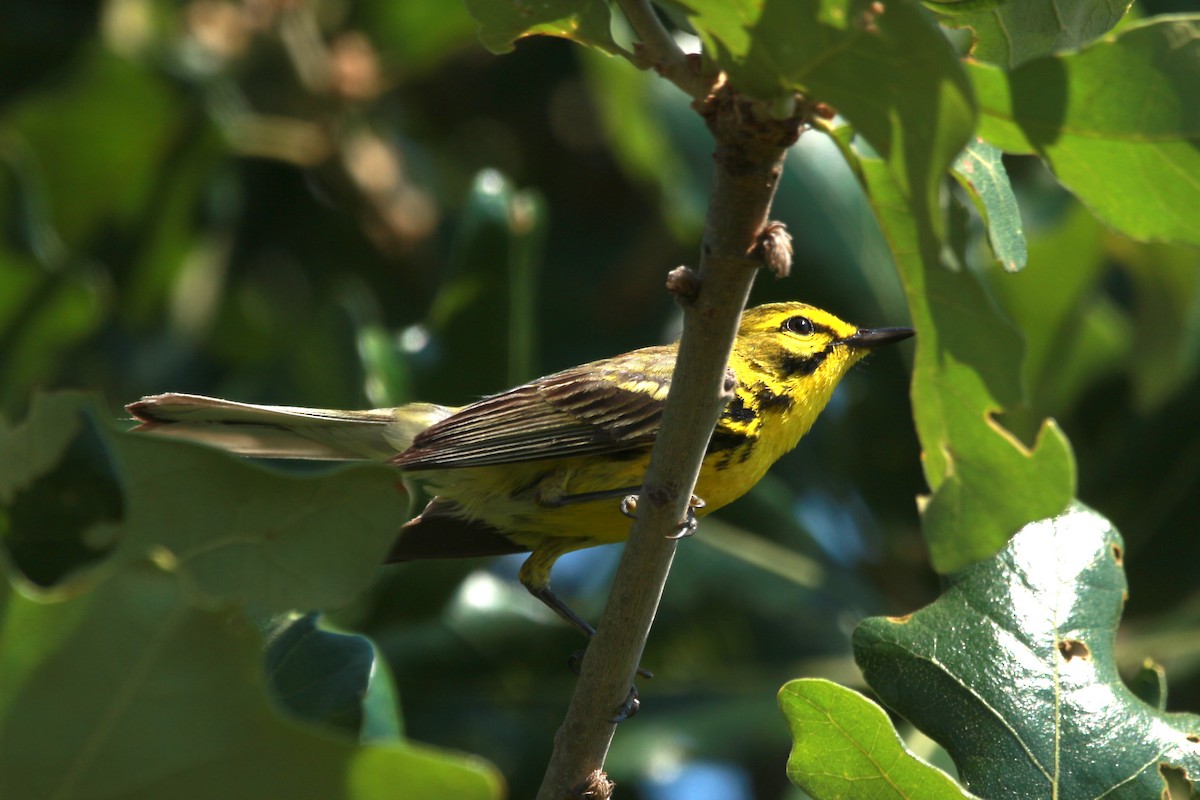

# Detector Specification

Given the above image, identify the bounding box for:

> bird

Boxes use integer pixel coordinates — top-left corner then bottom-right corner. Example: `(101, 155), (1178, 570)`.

(127, 301), (913, 636)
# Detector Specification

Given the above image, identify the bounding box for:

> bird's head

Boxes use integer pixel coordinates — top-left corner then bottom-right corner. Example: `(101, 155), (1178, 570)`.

(734, 302), (914, 393)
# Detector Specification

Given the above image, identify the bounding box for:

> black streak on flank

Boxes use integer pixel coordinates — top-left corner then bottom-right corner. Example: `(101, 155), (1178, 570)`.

(706, 430), (746, 453)
(781, 347), (830, 377)
(705, 431), (753, 470)
(723, 395), (758, 424)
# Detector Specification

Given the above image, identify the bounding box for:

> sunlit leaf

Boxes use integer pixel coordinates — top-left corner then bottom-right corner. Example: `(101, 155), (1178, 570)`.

(951, 138), (1026, 272)
(971, 16), (1200, 248)
(780, 678), (976, 799)
(854, 504), (1200, 798)
(462, 0), (619, 55)
(932, 0), (1130, 68)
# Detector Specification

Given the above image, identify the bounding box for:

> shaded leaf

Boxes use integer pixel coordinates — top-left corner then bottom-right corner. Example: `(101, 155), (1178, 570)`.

(971, 16), (1200, 248)
(0, 561), (502, 800)
(265, 613), (401, 740)
(780, 678), (975, 799)
(462, 0), (619, 55)
(951, 138), (1027, 272)
(984, 200), (1119, 429)
(0, 393), (407, 613)
(932, 0), (1130, 68)
(854, 504), (1200, 799)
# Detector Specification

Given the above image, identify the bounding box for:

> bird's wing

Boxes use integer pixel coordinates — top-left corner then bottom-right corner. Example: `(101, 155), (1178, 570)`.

(392, 346), (675, 469)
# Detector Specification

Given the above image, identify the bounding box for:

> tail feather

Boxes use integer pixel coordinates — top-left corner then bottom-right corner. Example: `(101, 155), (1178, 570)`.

(126, 393), (456, 461)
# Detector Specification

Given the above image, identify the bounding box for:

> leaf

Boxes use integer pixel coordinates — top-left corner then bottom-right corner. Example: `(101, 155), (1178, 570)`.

(680, 0), (975, 247)
(853, 504), (1200, 799)
(849, 141), (1076, 573)
(931, 0), (1131, 68)
(970, 16), (1200, 248)
(265, 613), (401, 740)
(0, 560), (503, 800)
(461, 0), (620, 55)
(0, 392), (408, 613)
(780, 678), (976, 799)
(984, 201), (1120, 428)
(951, 138), (1027, 272)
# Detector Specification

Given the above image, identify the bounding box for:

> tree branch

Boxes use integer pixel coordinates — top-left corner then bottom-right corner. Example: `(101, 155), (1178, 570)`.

(535, 84), (807, 799)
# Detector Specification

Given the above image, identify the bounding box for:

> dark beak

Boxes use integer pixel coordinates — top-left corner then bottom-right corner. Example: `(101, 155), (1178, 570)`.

(840, 326), (915, 350)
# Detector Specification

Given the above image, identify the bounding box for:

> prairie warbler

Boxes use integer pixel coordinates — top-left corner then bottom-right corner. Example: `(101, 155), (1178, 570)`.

(129, 302), (912, 634)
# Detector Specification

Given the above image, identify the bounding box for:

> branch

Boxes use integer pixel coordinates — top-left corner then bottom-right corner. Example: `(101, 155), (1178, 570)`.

(613, 0), (710, 99)
(535, 84), (807, 799)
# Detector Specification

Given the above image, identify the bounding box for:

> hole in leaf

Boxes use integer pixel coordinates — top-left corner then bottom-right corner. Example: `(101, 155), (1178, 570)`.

(1159, 764), (1193, 799)
(1111, 543), (1124, 566)
(1058, 639), (1090, 661)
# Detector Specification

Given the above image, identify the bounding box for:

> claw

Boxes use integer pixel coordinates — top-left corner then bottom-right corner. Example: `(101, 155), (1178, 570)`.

(666, 495), (706, 540)
(611, 684), (641, 723)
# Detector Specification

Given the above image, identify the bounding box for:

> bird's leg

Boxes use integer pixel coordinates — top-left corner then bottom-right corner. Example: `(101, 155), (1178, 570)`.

(520, 542), (652, 720)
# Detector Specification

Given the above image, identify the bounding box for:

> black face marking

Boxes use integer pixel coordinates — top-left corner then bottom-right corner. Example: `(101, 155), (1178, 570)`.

(723, 395), (758, 424)
(781, 347), (830, 377)
(754, 385), (794, 412)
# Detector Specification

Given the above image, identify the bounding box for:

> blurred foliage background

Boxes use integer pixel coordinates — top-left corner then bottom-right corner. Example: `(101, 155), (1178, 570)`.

(2, 0), (1198, 797)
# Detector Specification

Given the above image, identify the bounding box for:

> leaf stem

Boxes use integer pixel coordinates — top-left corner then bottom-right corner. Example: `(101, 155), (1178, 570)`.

(613, 0), (708, 99)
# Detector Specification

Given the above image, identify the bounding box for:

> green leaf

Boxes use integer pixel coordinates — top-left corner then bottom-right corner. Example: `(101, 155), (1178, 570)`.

(970, 16), (1200, 248)
(265, 613), (401, 740)
(0, 561), (502, 800)
(0, 393), (408, 612)
(931, 0), (1131, 68)
(780, 678), (975, 799)
(951, 139), (1027, 272)
(985, 201), (1119, 427)
(850, 142), (1076, 573)
(854, 504), (1200, 799)
(461, 0), (620, 55)
(680, 0), (975, 247)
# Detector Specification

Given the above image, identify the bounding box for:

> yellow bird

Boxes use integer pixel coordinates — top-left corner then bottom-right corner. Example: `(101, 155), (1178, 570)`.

(128, 302), (912, 634)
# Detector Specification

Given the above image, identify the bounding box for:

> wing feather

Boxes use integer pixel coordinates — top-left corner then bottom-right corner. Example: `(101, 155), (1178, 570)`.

(392, 345), (674, 469)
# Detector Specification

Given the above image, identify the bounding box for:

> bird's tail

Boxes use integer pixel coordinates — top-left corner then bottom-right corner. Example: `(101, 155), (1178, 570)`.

(126, 393), (457, 461)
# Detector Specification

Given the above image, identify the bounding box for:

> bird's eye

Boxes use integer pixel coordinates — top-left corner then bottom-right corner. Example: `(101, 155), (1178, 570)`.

(783, 316), (814, 335)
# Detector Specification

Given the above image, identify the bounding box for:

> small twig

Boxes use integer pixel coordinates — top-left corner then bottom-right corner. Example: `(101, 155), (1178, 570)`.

(613, 0), (709, 99)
